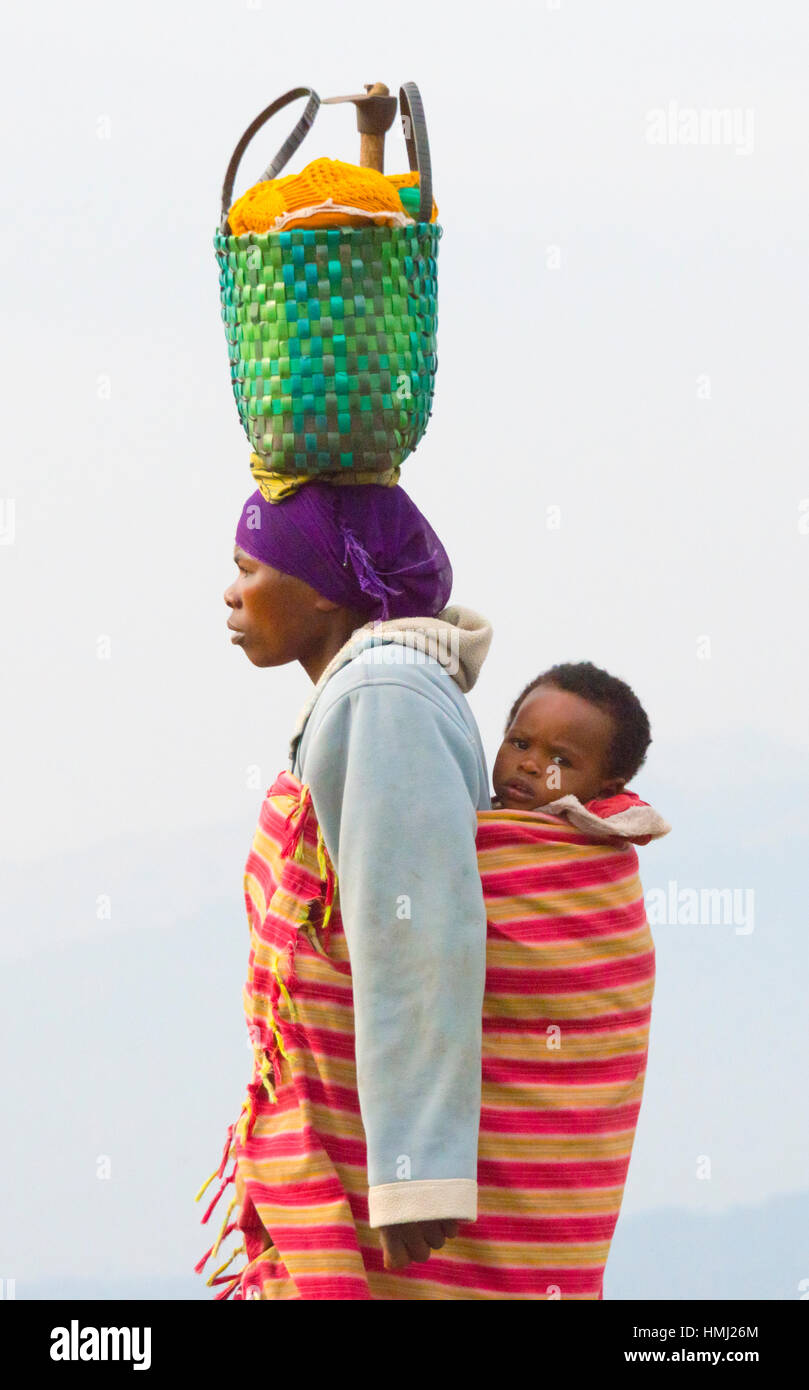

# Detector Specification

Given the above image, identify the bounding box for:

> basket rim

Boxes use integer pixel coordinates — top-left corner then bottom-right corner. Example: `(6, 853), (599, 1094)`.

(213, 221), (442, 248)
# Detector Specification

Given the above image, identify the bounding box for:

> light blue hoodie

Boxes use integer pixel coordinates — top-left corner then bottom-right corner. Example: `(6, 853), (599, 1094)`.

(288, 606), (493, 1228)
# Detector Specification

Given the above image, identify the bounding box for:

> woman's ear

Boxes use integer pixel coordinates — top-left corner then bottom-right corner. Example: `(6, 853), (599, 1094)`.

(311, 594), (343, 613)
(311, 597), (370, 630)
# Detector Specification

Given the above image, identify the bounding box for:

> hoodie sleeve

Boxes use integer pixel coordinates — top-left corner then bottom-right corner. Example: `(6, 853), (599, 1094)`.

(299, 663), (488, 1228)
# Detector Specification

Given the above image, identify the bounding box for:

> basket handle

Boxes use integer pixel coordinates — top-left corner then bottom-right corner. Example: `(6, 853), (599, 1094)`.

(219, 82), (434, 233)
(219, 87), (320, 234)
(398, 82), (433, 223)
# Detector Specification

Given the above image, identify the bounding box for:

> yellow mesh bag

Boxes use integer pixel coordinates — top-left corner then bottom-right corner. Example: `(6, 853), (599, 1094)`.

(227, 157), (438, 234)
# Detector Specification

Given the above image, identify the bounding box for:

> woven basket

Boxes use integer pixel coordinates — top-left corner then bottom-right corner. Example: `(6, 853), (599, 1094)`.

(215, 85), (441, 478)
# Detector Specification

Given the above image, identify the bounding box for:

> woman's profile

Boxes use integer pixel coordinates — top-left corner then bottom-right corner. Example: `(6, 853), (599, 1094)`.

(196, 477), (494, 1298)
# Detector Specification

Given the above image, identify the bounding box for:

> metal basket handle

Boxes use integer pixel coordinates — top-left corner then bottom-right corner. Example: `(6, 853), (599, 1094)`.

(398, 82), (433, 224)
(219, 87), (320, 234)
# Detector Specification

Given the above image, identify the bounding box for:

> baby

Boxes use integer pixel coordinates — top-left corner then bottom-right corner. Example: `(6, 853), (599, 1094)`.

(474, 658), (670, 1297)
(490, 659), (669, 842)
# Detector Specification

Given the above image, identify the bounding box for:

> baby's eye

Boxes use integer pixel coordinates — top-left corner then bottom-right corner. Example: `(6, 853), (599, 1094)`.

(511, 737), (529, 749)
(549, 754), (569, 766)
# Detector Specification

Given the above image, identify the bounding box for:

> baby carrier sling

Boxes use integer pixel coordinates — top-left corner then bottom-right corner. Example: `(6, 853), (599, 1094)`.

(194, 771), (656, 1301)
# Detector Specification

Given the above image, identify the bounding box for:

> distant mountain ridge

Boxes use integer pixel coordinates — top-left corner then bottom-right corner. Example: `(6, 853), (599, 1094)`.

(605, 1191), (808, 1301)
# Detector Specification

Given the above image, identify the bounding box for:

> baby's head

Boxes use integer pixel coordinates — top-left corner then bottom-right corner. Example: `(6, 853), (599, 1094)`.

(492, 661), (652, 811)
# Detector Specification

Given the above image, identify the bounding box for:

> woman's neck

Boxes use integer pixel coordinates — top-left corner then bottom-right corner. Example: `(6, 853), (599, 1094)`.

(301, 612), (366, 684)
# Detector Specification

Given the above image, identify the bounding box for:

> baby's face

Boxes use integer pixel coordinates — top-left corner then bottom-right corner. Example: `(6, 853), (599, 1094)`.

(491, 686), (625, 811)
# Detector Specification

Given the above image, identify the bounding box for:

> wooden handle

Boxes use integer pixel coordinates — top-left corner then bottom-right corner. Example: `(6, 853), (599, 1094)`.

(359, 82), (390, 171)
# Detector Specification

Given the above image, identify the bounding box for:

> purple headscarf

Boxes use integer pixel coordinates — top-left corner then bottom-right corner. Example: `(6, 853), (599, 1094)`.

(234, 481), (453, 622)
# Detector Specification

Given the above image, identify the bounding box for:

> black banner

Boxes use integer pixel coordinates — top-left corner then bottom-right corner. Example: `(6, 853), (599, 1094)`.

(3, 1297), (803, 1377)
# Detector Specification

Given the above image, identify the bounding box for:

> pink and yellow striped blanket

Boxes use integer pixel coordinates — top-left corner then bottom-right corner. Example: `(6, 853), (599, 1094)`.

(194, 772), (656, 1300)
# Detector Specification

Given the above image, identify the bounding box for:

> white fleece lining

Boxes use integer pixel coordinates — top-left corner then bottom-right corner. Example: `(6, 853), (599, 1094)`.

(541, 795), (671, 841)
(489, 794), (671, 842)
(368, 1178), (477, 1228)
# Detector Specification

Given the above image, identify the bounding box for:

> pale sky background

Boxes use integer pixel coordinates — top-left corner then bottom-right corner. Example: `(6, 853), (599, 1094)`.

(1, 0), (807, 1298)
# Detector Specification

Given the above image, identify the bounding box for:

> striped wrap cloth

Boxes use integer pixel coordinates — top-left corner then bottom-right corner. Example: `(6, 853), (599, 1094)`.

(194, 770), (657, 1300)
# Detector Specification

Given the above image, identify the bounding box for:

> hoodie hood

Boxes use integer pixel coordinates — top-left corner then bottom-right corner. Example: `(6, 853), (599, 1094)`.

(288, 604), (493, 768)
(347, 604), (493, 694)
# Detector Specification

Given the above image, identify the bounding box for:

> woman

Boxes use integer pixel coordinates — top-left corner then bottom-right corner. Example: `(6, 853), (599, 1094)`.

(195, 476), (495, 1298)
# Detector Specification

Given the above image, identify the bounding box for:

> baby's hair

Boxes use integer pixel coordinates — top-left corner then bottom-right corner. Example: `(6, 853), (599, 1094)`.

(505, 661), (652, 785)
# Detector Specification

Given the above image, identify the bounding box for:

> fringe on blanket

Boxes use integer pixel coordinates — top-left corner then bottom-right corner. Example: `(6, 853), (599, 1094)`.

(192, 782), (339, 1298)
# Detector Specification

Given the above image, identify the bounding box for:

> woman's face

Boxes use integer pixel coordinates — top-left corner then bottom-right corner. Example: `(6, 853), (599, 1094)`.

(224, 546), (361, 673)
(491, 685), (625, 810)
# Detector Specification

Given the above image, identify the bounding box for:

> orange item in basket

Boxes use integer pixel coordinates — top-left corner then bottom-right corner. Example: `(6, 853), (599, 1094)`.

(227, 157), (438, 234)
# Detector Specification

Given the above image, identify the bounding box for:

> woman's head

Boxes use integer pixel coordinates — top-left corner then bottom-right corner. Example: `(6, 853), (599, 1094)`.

(491, 661), (652, 810)
(224, 480), (453, 679)
(225, 549), (367, 674)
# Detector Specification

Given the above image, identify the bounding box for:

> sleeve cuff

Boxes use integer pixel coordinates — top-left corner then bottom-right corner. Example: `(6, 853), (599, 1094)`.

(367, 1178), (478, 1228)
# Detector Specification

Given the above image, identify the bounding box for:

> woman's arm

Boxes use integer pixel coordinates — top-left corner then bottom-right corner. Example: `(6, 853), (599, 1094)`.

(301, 659), (488, 1230)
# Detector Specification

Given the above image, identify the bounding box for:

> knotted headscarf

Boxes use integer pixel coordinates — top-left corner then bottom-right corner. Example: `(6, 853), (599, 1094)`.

(234, 480), (453, 622)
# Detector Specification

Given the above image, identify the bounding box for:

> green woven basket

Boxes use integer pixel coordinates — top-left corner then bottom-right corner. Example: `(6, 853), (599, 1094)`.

(215, 84), (441, 478)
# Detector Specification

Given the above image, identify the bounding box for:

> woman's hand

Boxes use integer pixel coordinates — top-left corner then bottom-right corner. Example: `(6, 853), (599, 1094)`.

(378, 1219), (459, 1270)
